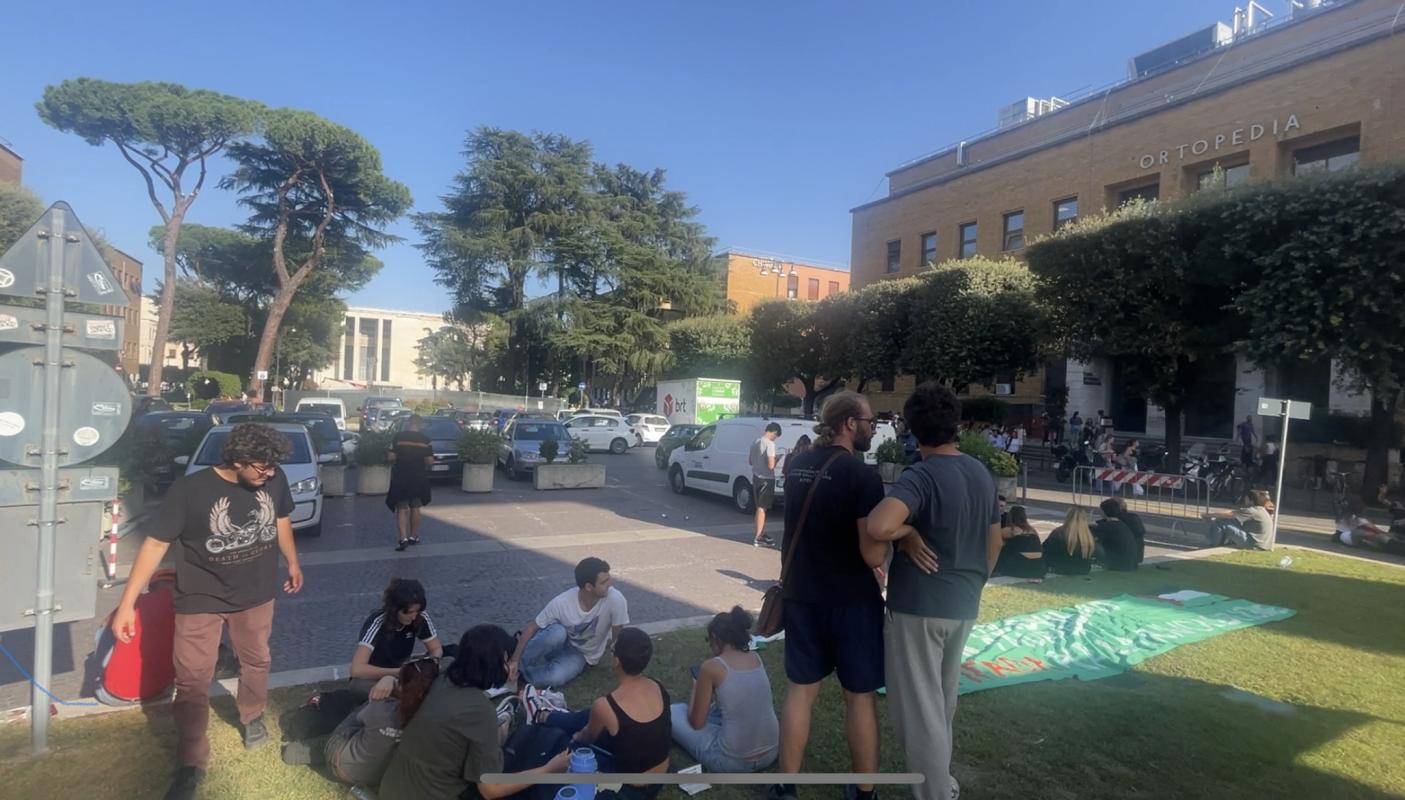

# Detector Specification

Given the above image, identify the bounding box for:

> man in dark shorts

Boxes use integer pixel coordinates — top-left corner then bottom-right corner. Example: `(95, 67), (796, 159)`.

(111, 423), (305, 800)
(866, 382), (1002, 800)
(767, 392), (884, 800)
(387, 414), (433, 551)
(750, 422), (782, 547)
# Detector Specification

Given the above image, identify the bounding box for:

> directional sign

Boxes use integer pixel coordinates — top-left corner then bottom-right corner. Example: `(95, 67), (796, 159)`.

(0, 202), (129, 307)
(0, 347), (132, 467)
(0, 305), (124, 350)
(1257, 396), (1312, 421)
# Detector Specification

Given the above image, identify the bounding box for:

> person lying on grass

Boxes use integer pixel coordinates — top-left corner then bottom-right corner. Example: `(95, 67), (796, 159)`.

(1333, 496), (1405, 555)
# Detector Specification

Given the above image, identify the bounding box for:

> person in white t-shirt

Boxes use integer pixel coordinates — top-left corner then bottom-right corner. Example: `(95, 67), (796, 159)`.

(508, 557), (629, 688)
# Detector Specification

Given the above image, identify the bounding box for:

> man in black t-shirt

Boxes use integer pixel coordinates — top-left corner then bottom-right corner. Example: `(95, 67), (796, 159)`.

(1114, 498), (1148, 565)
(865, 382), (1003, 800)
(387, 415), (434, 551)
(767, 392), (885, 800)
(1095, 499), (1140, 571)
(112, 424), (305, 800)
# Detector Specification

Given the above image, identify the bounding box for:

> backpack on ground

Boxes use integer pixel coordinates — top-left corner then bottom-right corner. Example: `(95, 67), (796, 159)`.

(502, 723), (572, 800)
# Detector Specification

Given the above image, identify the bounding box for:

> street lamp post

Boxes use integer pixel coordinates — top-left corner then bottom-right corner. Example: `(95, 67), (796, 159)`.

(757, 257), (791, 299)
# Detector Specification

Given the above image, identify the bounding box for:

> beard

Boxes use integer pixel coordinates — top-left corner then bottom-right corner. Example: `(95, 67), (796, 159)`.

(854, 430), (874, 453)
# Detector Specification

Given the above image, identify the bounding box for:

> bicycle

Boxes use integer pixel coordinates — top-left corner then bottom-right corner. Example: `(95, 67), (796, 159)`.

(1327, 470), (1351, 520)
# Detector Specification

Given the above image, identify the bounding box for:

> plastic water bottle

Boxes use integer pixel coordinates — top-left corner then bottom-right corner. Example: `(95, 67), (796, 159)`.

(1278, 556), (1293, 569)
(556, 748), (597, 800)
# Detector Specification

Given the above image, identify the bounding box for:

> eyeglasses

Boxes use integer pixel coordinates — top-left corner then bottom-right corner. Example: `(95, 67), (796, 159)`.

(242, 462), (278, 475)
(853, 417), (877, 427)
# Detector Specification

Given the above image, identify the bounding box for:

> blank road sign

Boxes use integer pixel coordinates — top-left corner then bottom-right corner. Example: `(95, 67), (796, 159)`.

(1257, 396), (1313, 420)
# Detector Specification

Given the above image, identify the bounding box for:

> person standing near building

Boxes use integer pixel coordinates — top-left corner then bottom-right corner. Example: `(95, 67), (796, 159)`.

(1068, 411), (1083, 445)
(864, 382), (1003, 800)
(387, 415), (433, 552)
(111, 423), (305, 800)
(766, 392), (885, 800)
(1237, 415), (1259, 467)
(749, 422), (782, 548)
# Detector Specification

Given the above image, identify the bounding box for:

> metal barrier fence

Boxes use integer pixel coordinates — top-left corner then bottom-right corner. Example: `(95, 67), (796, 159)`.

(286, 388), (569, 416)
(1071, 466), (1211, 525)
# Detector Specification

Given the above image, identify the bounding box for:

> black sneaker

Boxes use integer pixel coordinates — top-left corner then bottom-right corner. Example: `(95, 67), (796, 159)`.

(242, 714), (270, 750)
(766, 784), (798, 800)
(395, 539), (410, 552)
(163, 766), (205, 800)
(281, 740), (315, 764)
(408, 536), (421, 545)
(754, 534), (776, 548)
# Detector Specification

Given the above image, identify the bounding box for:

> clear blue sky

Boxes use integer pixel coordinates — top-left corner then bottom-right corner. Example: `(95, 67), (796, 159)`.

(1, 0), (1231, 312)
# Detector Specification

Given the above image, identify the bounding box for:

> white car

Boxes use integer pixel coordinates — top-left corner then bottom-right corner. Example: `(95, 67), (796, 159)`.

(864, 421), (898, 466)
(563, 414), (638, 455)
(626, 414), (671, 445)
(178, 422), (326, 536)
(668, 416), (817, 513)
(295, 397), (347, 430)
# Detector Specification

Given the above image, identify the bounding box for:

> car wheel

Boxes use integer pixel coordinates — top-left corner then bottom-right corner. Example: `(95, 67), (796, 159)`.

(669, 465), (687, 495)
(610, 438), (628, 455)
(655, 449), (668, 470)
(507, 457), (523, 481)
(733, 478), (755, 515)
(301, 521), (322, 538)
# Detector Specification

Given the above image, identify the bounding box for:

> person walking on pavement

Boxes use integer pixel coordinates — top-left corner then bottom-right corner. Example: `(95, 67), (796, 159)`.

(766, 391), (886, 800)
(864, 382), (1004, 800)
(387, 414), (434, 551)
(750, 422), (783, 548)
(111, 423), (305, 800)
(1237, 414), (1259, 467)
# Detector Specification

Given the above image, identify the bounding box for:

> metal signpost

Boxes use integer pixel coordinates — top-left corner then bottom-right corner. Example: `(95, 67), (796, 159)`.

(0, 203), (130, 754)
(1257, 396), (1312, 547)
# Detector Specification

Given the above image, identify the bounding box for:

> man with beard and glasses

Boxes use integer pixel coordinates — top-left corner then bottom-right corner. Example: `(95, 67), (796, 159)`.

(112, 423), (305, 800)
(767, 391), (887, 800)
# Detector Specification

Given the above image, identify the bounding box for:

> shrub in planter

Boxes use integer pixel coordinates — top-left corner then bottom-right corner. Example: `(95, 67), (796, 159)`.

(354, 429), (394, 494)
(958, 431), (1018, 477)
(539, 437), (560, 465)
(457, 429), (501, 465)
(567, 437), (589, 464)
(96, 424), (172, 497)
(875, 437), (906, 484)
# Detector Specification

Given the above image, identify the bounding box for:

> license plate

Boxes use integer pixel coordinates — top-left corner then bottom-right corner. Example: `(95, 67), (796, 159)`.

(431, 464), (449, 472)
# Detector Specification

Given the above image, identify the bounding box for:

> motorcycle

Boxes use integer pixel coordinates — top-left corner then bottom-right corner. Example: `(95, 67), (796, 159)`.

(1052, 442), (1091, 483)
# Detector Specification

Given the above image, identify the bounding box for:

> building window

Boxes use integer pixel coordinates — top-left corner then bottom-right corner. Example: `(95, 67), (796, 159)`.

(1118, 183), (1159, 206)
(1053, 197), (1078, 231)
(959, 223), (978, 258)
(786, 273), (798, 299)
(881, 374), (896, 392)
(885, 240), (901, 274)
(380, 319), (393, 382)
(359, 318), (379, 382)
(1002, 211), (1025, 251)
(1293, 137), (1359, 175)
(827, 280), (839, 296)
(919, 232), (937, 267)
(1196, 163), (1250, 190)
(807, 278), (820, 300)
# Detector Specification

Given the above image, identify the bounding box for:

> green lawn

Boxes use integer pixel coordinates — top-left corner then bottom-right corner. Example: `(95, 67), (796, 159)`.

(2, 549), (1402, 799)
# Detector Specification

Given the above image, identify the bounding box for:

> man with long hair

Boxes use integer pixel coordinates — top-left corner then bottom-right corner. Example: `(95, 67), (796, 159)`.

(768, 391), (885, 800)
(112, 423), (305, 800)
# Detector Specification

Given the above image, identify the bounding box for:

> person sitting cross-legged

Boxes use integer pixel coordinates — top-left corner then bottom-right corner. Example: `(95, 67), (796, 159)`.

(508, 557), (629, 688)
(670, 606), (779, 773)
(1205, 490), (1274, 551)
(1094, 499), (1140, 570)
(349, 578), (444, 702)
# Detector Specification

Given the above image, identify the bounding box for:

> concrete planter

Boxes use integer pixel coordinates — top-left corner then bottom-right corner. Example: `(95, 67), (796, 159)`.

(996, 475), (1018, 501)
(358, 465), (391, 495)
(321, 465), (347, 497)
(534, 463), (606, 490)
(878, 462), (903, 484)
(461, 463), (495, 493)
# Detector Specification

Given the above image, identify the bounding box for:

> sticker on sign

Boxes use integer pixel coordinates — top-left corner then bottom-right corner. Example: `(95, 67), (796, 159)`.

(73, 426), (101, 447)
(80, 476), (112, 491)
(0, 411), (24, 437)
(86, 272), (115, 295)
(91, 402), (122, 416)
(0, 314), (16, 331)
(0, 268), (14, 289)
(85, 319), (117, 339)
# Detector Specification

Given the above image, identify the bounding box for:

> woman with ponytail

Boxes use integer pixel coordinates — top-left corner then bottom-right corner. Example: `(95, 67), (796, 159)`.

(671, 606), (780, 772)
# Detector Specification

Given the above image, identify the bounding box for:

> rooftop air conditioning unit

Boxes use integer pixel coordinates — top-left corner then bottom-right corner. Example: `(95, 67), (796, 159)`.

(997, 97), (1070, 129)
(1128, 22), (1232, 79)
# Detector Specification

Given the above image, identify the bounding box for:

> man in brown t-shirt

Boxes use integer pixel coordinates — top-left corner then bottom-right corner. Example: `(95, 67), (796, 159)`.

(111, 423), (305, 800)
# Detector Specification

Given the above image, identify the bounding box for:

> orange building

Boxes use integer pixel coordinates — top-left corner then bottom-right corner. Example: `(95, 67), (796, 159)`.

(718, 249), (850, 315)
(0, 141), (20, 185)
(102, 247), (143, 379)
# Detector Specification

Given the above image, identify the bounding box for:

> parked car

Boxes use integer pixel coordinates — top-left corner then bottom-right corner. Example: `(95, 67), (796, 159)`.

(435, 409), (494, 431)
(179, 422), (324, 536)
(134, 396), (173, 417)
(654, 423), (703, 470)
(667, 416), (816, 513)
(864, 421), (898, 467)
(498, 419), (570, 480)
(227, 412), (347, 466)
(563, 414), (637, 455)
(295, 397), (347, 430)
(490, 409), (521, 432)
(365, 405), (409, 432)
(134, 411), (214, 493)
(205, 400), (252, 425)
(340, 431), (360, 464)
(625, 414), (671, 446)
(360, 396), (403, 419)
(378, 408), (413, 431)
(391, 415), (465, 479)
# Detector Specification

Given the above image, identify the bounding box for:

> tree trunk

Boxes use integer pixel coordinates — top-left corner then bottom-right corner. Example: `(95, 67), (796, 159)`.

(1362, 388), (1398, 504)
(248, 281), (303, 397)
(145, 215), (187, 396)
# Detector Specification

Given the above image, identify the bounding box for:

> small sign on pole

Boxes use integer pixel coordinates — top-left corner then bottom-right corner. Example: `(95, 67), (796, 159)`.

(256, 370), (270, 381)
(1257, 397), (1313, 547)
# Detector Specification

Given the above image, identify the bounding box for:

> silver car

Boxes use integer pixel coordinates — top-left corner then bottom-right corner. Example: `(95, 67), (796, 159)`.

(497, 419), (570, 481)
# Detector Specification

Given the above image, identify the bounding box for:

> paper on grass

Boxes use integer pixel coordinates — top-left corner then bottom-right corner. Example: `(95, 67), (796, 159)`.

(679, 764), (710, 795)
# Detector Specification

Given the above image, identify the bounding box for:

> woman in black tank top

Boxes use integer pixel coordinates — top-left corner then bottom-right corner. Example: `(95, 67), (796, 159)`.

(603, 678), (672, 773)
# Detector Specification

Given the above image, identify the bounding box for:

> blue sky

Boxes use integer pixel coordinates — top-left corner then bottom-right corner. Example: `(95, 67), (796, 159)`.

(1, 0), (1231, 312)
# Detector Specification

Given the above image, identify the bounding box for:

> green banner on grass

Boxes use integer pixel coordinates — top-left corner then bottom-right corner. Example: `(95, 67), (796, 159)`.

(957, 592), (1295, 695)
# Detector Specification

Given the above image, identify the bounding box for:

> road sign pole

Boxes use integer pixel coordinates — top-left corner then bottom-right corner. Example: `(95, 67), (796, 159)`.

(32, 209), (70, 754)
(1270, 400), (1291, 549)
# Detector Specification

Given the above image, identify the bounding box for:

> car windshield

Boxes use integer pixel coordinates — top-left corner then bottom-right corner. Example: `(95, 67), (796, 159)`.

(416, 418), (463, 439)
(194, 428), (313, 466)
(513, 423), (567, 442)
(299, 403), (342, 417)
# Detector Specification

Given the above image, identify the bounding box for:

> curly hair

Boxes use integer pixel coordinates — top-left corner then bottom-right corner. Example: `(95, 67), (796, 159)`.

(221, 423), (293, 467)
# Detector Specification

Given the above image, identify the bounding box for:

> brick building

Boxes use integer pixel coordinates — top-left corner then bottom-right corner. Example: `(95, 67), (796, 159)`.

(103, 247), (143, 379)
(850, 0), (1404, 437)
(717, 249), (850, 315)
(0, 142), (20, 184)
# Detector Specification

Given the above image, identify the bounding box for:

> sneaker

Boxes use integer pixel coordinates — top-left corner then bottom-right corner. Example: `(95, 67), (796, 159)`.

(163, 766), (205, 800)
(754, 534), (776, 548)
(766, 784), (798, 800)
(281, 740), (320, 765)
(242, 714), (270, 750)
(395, 539), (410, 552)
(949, 776), (960, 799)
(408, 537), (421, 545)
(347, 787), (379, 800)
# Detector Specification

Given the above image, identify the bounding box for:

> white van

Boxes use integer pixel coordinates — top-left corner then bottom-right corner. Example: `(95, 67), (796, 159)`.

(295, 397), (347, 430)
(667, 416), (818, 513)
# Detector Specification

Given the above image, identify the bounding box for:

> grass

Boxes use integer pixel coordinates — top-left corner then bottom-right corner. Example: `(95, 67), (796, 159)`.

(2, 549), (1403, 799)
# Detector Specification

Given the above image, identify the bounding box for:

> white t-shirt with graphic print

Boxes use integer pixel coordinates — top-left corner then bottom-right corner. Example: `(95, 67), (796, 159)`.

(535, 586), (630, 665)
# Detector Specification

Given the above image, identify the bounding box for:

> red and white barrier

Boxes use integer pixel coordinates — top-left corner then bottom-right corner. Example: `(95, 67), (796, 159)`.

(1092, 469), (1185, 490)
(104, 500), (122, 586)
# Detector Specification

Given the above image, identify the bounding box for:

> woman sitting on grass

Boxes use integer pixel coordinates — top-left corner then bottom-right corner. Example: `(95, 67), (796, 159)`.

(350, 578), (444, 702)
(536, 627), (672, 794)
(993, 505), (1047, 579)
(671, 607), (779, 773)
(379, 625), (570, 800)
(1042, 507), (1096, 576)
(282, 656), (439, 788)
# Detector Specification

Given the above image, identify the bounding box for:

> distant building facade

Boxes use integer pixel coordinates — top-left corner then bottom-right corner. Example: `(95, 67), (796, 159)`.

(717, 249), (851, 315)
(311, 306), (453, 389)
(0, 142), (20, 184)
(104, 247), (143, 379)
